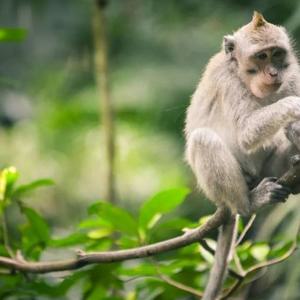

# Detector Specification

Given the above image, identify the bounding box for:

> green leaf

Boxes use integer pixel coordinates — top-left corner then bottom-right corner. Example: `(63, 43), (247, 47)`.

(0, 166), (19, 201)
(13, 179), (54, 197)
(118, 263), (157, 277)
(49, 231), (88, 247)
(78, 217), (111, 229)
(199, 215), (213, 226)
(147, 218), (195, 242)
(0, 28), (27, 41)
(139, 187), (190, 231)
(117, 235), (139, 248)
(22, 206), (50, 243)
(88, 202), (138, 237)
(86, 285), (106, 300)
(268, 241), (294, 259)
(87, 228), (112, 239)
(250, 243), (270, 261)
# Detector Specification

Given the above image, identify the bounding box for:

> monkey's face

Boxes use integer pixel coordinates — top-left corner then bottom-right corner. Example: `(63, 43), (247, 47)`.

(239, 46), (289, 99)
(223, 12), (294, 100)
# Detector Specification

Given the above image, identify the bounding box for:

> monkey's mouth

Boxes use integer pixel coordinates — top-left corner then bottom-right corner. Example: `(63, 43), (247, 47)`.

(264, 82), (282, 92)
(254, 82), (282, 98)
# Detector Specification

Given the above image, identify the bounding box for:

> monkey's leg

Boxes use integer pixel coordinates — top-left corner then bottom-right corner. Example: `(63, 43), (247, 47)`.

(186, 128), (251, 215)
(187, 128), (291, 215)
(186, 128), (243, 300)
(187, 129), (290, 300)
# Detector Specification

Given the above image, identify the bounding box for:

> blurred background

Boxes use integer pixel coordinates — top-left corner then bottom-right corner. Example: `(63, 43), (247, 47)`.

(0, 0), (300, 299)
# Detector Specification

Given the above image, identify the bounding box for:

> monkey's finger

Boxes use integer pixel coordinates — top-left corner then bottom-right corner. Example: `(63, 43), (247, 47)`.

(270, 192), (290, 201)
(274, 186), (291, 194)
(270, 196), (288, 204)
(273, 185), (291, 191)
(272, 195), (289, 203)
(260, 177), (278, 185)
(271, 189), (290, 196)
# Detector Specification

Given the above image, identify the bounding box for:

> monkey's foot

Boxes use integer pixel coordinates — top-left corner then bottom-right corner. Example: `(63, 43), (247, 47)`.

(250, 177), (291, 212)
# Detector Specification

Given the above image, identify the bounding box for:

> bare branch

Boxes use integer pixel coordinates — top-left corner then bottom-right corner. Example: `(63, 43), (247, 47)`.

(152, 260), (203, 298)
(233, 254), (245, 276)
(235, 214), (256, 246)
(0, 159), (298, 281)
(0, 208), (227, 273)
(199, 239), (243, 280)
(158, 271), (203, 298)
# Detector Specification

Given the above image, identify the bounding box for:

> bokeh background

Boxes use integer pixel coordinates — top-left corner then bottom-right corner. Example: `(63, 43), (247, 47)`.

(0, 0), (300, 299)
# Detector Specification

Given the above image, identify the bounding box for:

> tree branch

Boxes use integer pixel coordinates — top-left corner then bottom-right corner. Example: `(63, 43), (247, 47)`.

(0, 208), (227, 273)
(0, 160), (299, 279)
(235, 214), (256, 246)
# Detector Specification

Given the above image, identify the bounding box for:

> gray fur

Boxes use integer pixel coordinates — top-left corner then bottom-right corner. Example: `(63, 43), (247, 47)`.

(185, 23), (300, 216)
(191, 14), (300, 300)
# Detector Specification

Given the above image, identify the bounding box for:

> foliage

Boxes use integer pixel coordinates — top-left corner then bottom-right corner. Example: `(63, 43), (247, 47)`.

(0, 28), (27, 42)
(0, 167), (298, 299)
(1, 1), (300, 299)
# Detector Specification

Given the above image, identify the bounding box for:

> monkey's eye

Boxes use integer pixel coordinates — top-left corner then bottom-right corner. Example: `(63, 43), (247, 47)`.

(282, 63), (289, 69)
(257, 52), (268, 60)
(246, 69), (257, 74)
(273, 51), (283, 57)
(273, 49), (286, 58)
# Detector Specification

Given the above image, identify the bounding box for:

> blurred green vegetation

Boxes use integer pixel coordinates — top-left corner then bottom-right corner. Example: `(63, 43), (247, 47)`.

(0, 0), (300, 299)
(0, 167), (298, 299)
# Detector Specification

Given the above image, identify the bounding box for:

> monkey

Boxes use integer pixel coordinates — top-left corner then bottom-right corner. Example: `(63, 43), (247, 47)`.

(184, 12), (300, 300)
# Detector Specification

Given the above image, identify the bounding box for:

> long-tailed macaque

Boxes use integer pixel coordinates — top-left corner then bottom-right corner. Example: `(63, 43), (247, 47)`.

(185, 12), (300, 299)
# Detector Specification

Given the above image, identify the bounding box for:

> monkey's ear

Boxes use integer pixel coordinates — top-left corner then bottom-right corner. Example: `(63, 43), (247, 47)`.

(252, 11), (267, 28)
(223, 35), (235, 54)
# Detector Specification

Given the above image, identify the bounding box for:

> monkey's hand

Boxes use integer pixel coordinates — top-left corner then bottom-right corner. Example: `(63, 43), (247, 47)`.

(280, 154), (300, 194)
(250, 177), (291, 212)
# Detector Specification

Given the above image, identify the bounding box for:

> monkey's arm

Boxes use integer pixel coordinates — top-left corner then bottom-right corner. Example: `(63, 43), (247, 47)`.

(239, 96), (300, 151)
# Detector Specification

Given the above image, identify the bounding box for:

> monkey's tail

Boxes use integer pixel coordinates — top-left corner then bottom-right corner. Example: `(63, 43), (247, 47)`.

(202, 215), (238, 300)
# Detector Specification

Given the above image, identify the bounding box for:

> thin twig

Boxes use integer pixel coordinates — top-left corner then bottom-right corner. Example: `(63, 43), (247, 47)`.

(233, 253), (245, 276)
(235, 214), (256, 246)
(158, 272), (203, 298)
(221, 225), (299, 300)
(247, 239), (298, 273)
(199, 239), (214, 255)
(151, 258), (203, 298)
(199, 239), (243, 279)
(123, 271), (203, 298)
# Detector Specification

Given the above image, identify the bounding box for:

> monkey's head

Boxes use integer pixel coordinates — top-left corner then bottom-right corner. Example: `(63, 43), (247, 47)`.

(224, 11), (295, 99)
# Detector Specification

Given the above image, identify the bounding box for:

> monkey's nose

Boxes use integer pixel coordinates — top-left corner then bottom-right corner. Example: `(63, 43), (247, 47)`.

(269, 70), (278, 77)
(267, 66), (278, 77)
